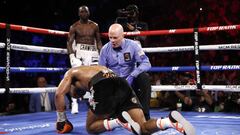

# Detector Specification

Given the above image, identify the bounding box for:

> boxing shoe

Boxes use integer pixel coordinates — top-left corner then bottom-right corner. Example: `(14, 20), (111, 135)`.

(56, 120), (73, 134)
(71, 101), (79, 114)
(122, 111), (141, 135)
(169, 111), (196, 135)
(115, 118), (132, 132)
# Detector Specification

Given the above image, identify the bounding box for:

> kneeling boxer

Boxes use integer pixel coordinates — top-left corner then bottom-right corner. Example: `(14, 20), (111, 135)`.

(55, 65), (196, 135)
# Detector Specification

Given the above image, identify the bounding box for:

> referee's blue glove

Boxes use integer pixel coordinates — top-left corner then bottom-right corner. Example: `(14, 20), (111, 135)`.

(126, 75), (134, 86)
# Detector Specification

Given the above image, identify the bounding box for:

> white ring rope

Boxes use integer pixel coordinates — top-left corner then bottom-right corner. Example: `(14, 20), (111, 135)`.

(11, 43), (67, 54)
(1, 42), (240, 92)
(143, 43), (240, 53)
(0, 43), (5, 48)
(0, 42), (240, 53)
(0, 87), (57, 94)
(0, 85), (240, 94)
(152, 85), (240, 91)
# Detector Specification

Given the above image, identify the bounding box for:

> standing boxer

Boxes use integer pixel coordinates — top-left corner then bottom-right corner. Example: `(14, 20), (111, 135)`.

(67, 5), (102, 114)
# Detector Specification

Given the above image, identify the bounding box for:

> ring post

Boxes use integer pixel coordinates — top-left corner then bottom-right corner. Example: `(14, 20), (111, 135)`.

(4, 24), (11, 104)
(193, 28), (202, 90)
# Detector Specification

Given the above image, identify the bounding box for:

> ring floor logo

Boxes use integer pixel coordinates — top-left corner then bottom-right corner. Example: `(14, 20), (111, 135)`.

(0, 123), (50, 133)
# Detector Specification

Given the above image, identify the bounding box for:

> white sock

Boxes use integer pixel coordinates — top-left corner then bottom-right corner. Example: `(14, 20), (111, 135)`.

(103, 119), (120, 131)
(156, 117), (172, 130)
(72, 98), (77, 104)
(103, 119), (131, 131)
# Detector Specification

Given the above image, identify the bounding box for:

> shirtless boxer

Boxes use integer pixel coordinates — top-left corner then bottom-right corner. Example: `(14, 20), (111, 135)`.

(67, 5), (102, 66)
(55, 66), (195, 135)
(66, 5), (102, 114)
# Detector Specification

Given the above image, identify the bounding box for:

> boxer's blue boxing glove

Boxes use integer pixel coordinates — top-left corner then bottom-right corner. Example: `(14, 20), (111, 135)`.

(56, 120), (73, 134)
(126, 75), (134, 86)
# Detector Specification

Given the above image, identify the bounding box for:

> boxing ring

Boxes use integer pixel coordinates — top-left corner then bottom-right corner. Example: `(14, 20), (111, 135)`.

(0, 109), (240, 135)
(0, 22), (240, 135)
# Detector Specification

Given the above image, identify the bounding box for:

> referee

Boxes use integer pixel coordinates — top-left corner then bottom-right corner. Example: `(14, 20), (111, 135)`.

(99, 23), (151, 120)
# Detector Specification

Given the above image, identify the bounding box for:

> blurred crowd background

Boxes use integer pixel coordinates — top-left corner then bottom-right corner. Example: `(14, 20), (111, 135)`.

(0, 0), (240, 115)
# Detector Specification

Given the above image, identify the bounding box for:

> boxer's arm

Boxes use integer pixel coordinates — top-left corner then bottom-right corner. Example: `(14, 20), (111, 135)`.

(55, 71), (73, 133)
(95, 24), (103, 53)
(67, 26), (82, 67)
(67, 26), (76, 55)
(55, 73), (72, 112)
